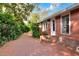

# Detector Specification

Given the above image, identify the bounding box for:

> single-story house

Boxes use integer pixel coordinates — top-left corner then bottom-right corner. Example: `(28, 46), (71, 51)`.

(39, 4), (79, 52)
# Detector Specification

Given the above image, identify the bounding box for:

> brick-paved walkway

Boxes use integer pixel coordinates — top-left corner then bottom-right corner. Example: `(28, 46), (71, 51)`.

(0, 33), (79, 56)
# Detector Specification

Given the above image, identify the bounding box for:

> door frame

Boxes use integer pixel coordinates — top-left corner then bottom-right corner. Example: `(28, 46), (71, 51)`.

(50, 18), (56, 36)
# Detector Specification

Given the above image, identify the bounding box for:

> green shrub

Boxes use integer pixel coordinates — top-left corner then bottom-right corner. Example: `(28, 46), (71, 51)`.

(0, 12), (30, 45)
(31, 23), (40, 38)
(20, 23), (30, 33)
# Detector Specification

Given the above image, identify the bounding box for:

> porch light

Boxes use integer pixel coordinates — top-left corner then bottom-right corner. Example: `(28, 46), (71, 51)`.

(39, 25), (42, 28)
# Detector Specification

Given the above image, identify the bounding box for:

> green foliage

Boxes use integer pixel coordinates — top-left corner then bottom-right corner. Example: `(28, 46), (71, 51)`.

(0, 12), (30, 45)
(29, 13), (39, 23)
(0, 3), (35, 21)
(0, 3), (35, 45)
(28, 13), (40, 38)
(19, 23), (30, 33)
(31, 23), (40, 38)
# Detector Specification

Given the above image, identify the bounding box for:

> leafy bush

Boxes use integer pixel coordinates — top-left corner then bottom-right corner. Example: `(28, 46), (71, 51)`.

(20, 23), (30, 33)
(0, 12), (30, 45)
(31, 23), (40, 38)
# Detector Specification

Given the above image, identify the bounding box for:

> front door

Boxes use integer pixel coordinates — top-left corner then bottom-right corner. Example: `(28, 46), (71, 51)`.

(51, 19), (56, 36)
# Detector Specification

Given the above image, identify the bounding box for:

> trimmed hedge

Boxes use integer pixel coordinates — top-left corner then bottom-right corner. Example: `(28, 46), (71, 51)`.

(0, 12), (30, 45)
(31, 23), (40, 38)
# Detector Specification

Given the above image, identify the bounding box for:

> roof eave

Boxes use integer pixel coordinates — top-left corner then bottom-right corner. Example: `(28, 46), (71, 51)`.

(38, 4), (79, 23)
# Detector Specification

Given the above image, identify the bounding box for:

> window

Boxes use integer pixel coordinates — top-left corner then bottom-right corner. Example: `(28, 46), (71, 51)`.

(42, 22), (47, 31)
(46, 22), (47, 29)
(44, 22), (46, 31)
(62, 14), (70, 34)
(53, 20), (55, 31)
(42, 23), (44, 31)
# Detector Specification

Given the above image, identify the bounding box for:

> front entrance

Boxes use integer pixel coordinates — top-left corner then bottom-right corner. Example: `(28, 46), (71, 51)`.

(51, 19), (56, 36)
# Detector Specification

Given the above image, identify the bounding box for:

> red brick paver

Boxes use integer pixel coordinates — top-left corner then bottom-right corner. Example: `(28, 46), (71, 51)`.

(0, 33), (78, 56)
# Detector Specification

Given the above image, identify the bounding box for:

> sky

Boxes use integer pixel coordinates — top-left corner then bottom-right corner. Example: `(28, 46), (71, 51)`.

(38, 3), (51, 8)
(32, 3), (74, 18)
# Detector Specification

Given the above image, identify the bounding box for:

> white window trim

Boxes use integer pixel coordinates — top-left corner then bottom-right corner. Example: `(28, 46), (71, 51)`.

(60, 12), (71, 35)
(42, 23), (45, 32)
(50, 18), (56, 36)
(42, 22), (47, 32)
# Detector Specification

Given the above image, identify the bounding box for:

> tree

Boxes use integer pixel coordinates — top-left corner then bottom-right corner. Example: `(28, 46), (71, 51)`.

(29, 13), (40, 23)
(0, 3), (35, 22)
(0, 3), (35, 45)
(33, 3), (63, 22)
